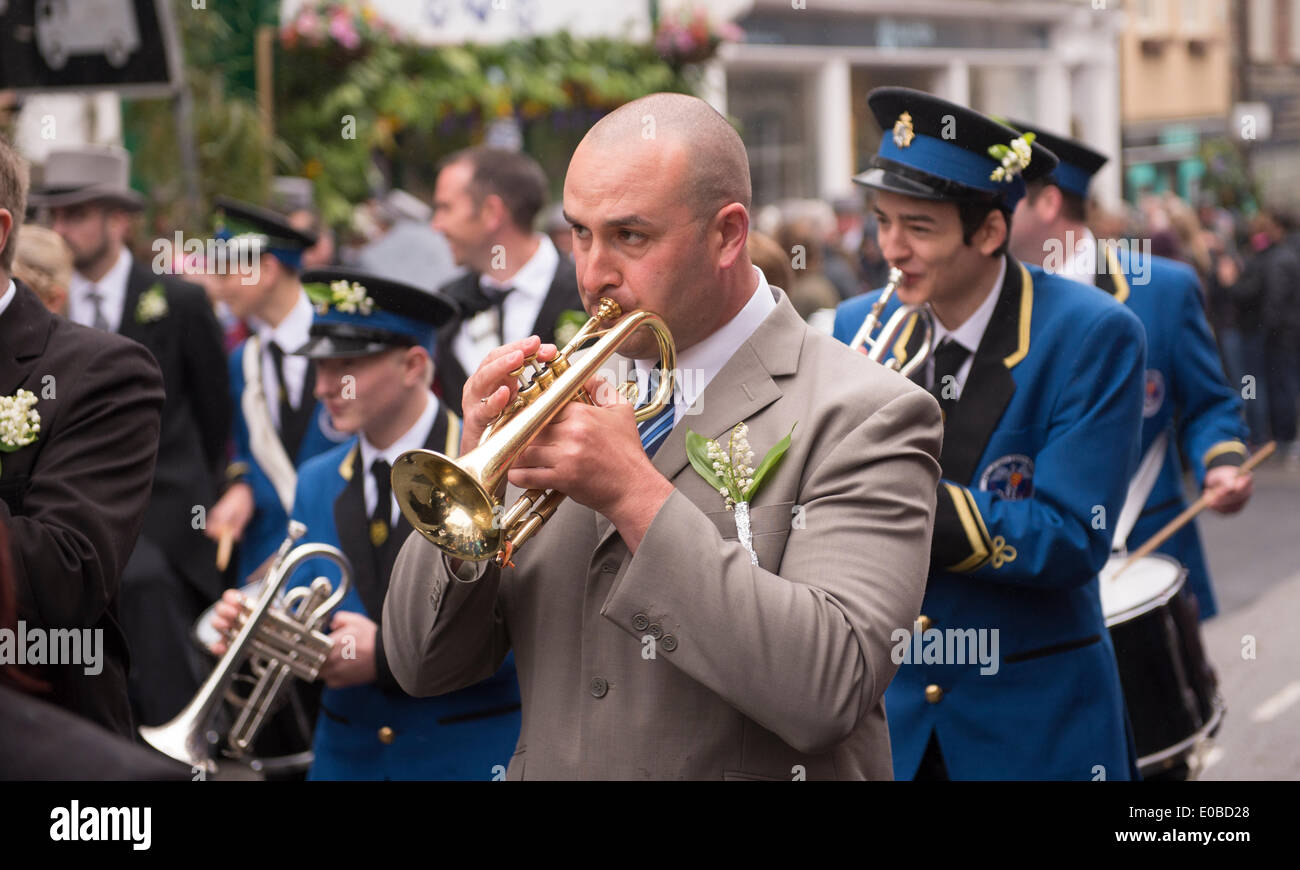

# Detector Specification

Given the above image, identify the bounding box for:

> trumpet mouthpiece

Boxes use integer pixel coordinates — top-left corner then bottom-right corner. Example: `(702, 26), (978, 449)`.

(595, 298), (622, 321)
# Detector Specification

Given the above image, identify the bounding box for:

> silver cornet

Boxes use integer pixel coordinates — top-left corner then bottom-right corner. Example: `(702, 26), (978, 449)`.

(847, 267), (935, 377)
(140, 522), (351, 775)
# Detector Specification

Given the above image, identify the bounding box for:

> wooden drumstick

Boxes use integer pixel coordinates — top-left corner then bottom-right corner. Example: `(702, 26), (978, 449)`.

(216, 528), (234, 573)
(1115, 441), (1275, 577)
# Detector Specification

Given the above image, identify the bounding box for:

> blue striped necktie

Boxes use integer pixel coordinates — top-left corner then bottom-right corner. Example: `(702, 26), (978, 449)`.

(636, 365), (675, 458)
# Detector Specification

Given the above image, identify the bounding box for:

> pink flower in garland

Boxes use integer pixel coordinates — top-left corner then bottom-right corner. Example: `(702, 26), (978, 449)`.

(329, 7), (361, 50)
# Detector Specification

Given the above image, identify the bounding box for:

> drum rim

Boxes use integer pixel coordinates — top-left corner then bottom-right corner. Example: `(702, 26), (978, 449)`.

(1136, 697), (1226, 775)
(1102, 552), (1188, 627)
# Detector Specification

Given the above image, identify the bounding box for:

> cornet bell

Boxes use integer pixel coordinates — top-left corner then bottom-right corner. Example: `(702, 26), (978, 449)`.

(391, 450), (501, 562)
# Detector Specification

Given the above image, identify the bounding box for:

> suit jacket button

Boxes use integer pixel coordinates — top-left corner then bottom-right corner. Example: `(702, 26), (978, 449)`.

(378, 726), (396, 744)
(590, 677), (609, 698)
(924, 684), (944, 704)
(647, 623), (663, 640)
(631, 613), (649, 631)
(660, 635), (677, 652)
(917, 614), (933, 632)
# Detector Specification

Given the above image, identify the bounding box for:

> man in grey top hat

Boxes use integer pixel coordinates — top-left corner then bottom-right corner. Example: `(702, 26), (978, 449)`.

(356, 188), (462, 292)
(31, 144), (231, 728)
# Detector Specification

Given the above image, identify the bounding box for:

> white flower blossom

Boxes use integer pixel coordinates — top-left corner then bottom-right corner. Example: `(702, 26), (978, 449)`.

(0, 390), (41, 450)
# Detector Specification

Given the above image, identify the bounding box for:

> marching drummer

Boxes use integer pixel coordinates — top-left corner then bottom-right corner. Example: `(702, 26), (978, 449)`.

(832, 88), (1149, 780)
(1006, 123), (1253, 620)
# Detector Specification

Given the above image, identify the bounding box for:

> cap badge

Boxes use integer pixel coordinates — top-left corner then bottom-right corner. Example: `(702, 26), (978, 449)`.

(892, 112), (915, 149)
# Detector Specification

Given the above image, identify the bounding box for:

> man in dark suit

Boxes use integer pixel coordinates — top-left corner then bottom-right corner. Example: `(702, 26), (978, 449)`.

(0, 136), (165, 738)
(431, 147), (583, 416)
(33, 145), (230, 727)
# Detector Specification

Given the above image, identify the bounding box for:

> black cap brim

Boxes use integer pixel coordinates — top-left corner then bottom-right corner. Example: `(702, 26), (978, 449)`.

(853, 158), (1005, 206)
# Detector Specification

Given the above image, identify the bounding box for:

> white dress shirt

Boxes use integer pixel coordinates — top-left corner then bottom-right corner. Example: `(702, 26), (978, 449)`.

(359, 392), (439, 526)
(68, 247), (132, 334)
(249, 290), (314, 429)
(634, 265), (778, 425)
(0, 280), (15, 318)
(924, 255), (1006, 399)
(453, 234), (560, 376)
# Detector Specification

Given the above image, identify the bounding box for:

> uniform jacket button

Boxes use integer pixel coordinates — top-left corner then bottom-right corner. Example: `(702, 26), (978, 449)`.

(917, 614), (933, 632)
(660, 635), (677, 652)
(924, 684), (944, 704)
(378, 726), (395, 744)
(631, 613), (649, 631)
(647, 623), (663, 640)
(590, 676), (609, 698)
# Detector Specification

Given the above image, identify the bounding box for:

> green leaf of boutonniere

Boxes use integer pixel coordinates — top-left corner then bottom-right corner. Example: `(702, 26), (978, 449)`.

(553, 309), (588, 347)
(743, 423), (795, 500)
(686, 428), (730, 495)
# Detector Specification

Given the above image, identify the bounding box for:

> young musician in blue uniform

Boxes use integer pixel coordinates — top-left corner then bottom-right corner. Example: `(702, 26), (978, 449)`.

(832, 89), (1148, 780)
(1006, 124), (1253, 621)
(206, 199), (350, 582)
(215, 268), (520, 780)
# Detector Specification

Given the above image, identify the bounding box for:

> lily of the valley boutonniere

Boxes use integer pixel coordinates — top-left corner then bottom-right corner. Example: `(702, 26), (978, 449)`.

(553, 309), (589, 347)
(0, 389), (41, 476)
(988, 132), (1035, 183)
(686, 421), (796, 564)
(135, 283), (169, 324)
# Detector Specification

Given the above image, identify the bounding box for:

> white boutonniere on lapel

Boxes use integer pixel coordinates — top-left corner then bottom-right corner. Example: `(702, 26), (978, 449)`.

(135, 282), (169, 324)
(552, 309), (588, 347)
(0, 389), (41, 476)
(686, 421), (795, 565)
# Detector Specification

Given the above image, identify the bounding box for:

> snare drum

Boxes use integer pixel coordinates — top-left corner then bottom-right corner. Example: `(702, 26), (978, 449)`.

(1100, 554), (1224, 776)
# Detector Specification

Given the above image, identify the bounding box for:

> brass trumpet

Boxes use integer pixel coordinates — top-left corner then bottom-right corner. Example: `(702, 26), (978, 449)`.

(392, 298), (675, 565)
(847, 267), (935, 377)
(140, 522), (351, 775)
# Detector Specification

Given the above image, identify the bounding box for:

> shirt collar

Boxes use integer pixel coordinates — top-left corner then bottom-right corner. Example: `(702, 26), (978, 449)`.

(479, 234), (558, 301)
(0, 279), (15, 319)
(254, 289), (314, 353)
(636, 265), (777, 417)
(359, 391), (440, 474)
(932, 255), (1006, 355)
(70, 246), (132, 301)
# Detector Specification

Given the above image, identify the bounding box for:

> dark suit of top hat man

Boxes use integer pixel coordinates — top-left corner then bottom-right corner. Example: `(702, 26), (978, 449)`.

(430, 147), (583, 417)
(1007, 123), (1253, 623)
(209, 268), (521, 780)
(0, 137), (165, 738)
(31, 145), (230, 728)
(204, 198), (351, 587)
(833, 88), (1149, 780)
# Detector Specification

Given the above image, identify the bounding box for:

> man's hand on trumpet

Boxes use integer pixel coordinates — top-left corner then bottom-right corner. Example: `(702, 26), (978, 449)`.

(463, 337), (674, 554)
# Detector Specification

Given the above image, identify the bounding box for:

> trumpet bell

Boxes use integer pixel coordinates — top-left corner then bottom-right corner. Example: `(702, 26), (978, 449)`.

(392, 449), (501, 562)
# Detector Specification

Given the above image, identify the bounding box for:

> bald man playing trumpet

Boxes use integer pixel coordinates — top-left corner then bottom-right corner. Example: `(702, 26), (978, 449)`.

(383, 93), (943, 780)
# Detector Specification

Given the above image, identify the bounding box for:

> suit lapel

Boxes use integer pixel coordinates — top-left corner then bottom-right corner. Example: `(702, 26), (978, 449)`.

(530, 259), (579, 344)
(333, 444), (384, 619)
(939, 256), (1033, 484)
(0, 282), (53, 396)
(593, 292), (803, 550)
(117, 265), (151, 345)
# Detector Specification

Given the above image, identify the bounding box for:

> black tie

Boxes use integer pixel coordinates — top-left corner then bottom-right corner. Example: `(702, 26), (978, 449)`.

(930, 339), (970, 415)
(369, 459), (392, 550)
(481, 285), (514, 345)
(268, 341), (314, 458)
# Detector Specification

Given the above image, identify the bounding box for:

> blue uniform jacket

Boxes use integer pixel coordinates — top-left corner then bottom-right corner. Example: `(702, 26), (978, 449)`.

(286, 404), (521, 780)
(1094, 249), (1248, 619)
(228, 338), (347, 581)
(833, 256), (1147, 780)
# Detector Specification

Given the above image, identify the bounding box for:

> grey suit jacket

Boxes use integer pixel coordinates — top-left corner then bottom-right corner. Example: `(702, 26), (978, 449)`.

(383, 288), (942, 779)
